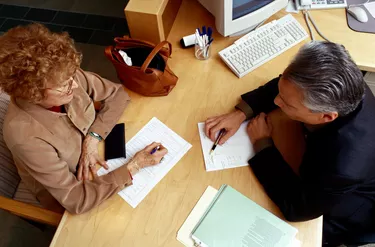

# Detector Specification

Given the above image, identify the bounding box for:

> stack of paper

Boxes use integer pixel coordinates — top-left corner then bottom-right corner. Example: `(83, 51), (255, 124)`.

(198, 121), (255, 171)
(177, 186), (218, 246)
(98, 117), (192, 208)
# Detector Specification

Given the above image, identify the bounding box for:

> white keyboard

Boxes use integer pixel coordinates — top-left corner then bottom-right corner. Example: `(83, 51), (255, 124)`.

(219, 14), (308, 78)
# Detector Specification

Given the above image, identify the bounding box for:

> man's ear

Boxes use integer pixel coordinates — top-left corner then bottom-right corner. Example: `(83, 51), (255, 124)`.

(322, 112), (339, 123)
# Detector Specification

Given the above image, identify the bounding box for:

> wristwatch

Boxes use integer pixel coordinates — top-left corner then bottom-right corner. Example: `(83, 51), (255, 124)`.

(89, 131), (103, 141)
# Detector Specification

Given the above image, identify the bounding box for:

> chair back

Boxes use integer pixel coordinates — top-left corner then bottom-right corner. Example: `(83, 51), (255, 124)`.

(0, 92), (20, 198)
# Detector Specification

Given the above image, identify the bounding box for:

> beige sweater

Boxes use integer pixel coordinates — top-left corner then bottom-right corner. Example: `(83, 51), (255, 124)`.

(4, 69), (132, 214)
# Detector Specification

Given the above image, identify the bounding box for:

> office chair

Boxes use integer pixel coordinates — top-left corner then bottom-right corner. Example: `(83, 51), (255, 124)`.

(0, 92), (62, 226)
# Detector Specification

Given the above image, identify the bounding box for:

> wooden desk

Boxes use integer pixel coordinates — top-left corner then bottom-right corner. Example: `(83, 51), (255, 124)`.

(51, 1), (375, 246)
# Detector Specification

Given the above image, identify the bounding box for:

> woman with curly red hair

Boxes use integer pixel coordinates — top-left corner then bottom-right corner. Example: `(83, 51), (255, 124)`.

(1, 23), (167, 214)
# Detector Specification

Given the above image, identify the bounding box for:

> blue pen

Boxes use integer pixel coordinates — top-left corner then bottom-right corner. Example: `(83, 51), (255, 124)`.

(208, 38), (214, 45)
(150, 145), (164, 163)
(150, 146), (160, 154)
(197, 27), (202, 36)
(207, 27), (213, 39)
(202, 26), (207, 35)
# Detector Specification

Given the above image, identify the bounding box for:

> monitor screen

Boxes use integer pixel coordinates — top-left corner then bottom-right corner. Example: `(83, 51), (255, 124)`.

(232, 0), (275, 20)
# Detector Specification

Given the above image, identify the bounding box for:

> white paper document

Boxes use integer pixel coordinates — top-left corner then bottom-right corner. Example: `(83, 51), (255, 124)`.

(98, 117), (192, 208)
(198, 122), (255, 172)
(177, 186), (218, 247)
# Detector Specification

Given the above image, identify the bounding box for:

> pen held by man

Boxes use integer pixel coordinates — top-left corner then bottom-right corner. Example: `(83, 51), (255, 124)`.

(209, 128), (226, 155)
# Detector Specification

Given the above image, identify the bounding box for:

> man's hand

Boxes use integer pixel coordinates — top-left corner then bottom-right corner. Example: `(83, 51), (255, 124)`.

(247, 112), (273, 144)
(77, 135), (109, 180)
(204, 110), (246, 145)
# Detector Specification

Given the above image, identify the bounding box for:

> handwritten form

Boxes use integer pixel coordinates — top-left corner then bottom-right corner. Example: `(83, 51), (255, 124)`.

(98, 117), (192, 208)
(198, 122), (255, 172)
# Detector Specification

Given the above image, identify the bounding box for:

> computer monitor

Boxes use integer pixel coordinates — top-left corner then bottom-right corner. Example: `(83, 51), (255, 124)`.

(198, 0), (288, 37)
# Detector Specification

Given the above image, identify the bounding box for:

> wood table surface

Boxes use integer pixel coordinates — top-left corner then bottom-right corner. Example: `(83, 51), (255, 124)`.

(51, 0), (375, 246)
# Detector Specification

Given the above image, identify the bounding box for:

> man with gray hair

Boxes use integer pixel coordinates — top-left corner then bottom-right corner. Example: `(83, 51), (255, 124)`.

(205, 41), (375, 246)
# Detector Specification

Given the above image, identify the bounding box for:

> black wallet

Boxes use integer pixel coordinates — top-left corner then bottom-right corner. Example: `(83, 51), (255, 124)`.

(105, 123), (126, 160)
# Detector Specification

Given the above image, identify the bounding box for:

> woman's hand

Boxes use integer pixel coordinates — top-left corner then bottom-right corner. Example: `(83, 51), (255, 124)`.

(77, 135), (108, 180)
(127, 142), (168, 176)
(204, 110), (246, 145)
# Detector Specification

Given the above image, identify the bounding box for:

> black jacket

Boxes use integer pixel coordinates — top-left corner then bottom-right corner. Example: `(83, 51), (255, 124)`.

(244, 77), (375, 237)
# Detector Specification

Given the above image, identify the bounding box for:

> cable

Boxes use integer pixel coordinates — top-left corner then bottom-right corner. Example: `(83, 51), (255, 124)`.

(306, 10), (331, 42)
(303, 10), (315, 40)
(302, 9), (331, 42)
(302, 0), (373, 42)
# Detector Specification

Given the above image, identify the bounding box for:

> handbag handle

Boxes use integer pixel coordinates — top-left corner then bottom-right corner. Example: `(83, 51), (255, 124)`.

(104, 45), (126, 65)
(104, 45), (115, 61)
(114, 36), (157, 48)
(140, 41), (172, 72)
(105, 39), (172, 71)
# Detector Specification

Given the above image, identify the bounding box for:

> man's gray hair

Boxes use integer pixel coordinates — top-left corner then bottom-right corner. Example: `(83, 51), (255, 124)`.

(283, 41), (365, 116)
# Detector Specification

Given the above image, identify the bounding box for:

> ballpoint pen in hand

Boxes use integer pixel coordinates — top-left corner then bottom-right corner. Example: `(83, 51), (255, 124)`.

(150, 145), (160, 154)
(209, 129), (226, 155)
(150, 145), (164, 162)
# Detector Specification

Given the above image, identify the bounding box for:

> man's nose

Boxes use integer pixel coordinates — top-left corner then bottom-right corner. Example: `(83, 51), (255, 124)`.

(274, 95), (281, 107)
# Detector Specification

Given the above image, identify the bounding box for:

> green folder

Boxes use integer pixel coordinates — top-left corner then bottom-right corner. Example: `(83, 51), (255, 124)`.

(191, 184), (298, 247)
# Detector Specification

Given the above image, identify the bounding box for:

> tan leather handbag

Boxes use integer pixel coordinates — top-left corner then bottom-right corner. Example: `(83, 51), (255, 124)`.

(105, 37), (178, 97)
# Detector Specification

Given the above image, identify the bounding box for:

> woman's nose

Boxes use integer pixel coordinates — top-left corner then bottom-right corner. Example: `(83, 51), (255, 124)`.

(72, 79), (79, 89)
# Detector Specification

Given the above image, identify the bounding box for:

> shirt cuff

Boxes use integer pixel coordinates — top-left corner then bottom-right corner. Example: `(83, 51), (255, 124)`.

(235, 100), (254, 120)
(254, 137), (274, 153)
(88, 123), (111, 140)
(111, 164), (133, 188)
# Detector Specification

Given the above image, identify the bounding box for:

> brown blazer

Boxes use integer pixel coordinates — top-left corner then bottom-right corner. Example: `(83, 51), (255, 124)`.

(4, 69), (132, 214)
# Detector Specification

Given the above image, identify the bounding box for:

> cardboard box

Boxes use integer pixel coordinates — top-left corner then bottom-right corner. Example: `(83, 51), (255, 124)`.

(125, 0), (182, 44)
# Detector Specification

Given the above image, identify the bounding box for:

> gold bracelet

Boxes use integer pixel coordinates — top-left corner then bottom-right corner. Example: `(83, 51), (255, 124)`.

(128, 158), (141, 175)
(132, 159), (141, 172)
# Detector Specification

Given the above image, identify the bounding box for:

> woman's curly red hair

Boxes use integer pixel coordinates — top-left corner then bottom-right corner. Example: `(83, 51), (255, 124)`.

(0, 23), (82, 102)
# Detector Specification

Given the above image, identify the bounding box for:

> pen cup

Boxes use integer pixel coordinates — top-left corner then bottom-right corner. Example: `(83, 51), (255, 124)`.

(195, 42), (211, 60)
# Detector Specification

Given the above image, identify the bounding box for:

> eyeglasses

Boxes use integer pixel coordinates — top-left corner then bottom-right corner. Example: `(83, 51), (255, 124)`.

(52, 78), (74, 95)
(46, 73), (76, 95)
